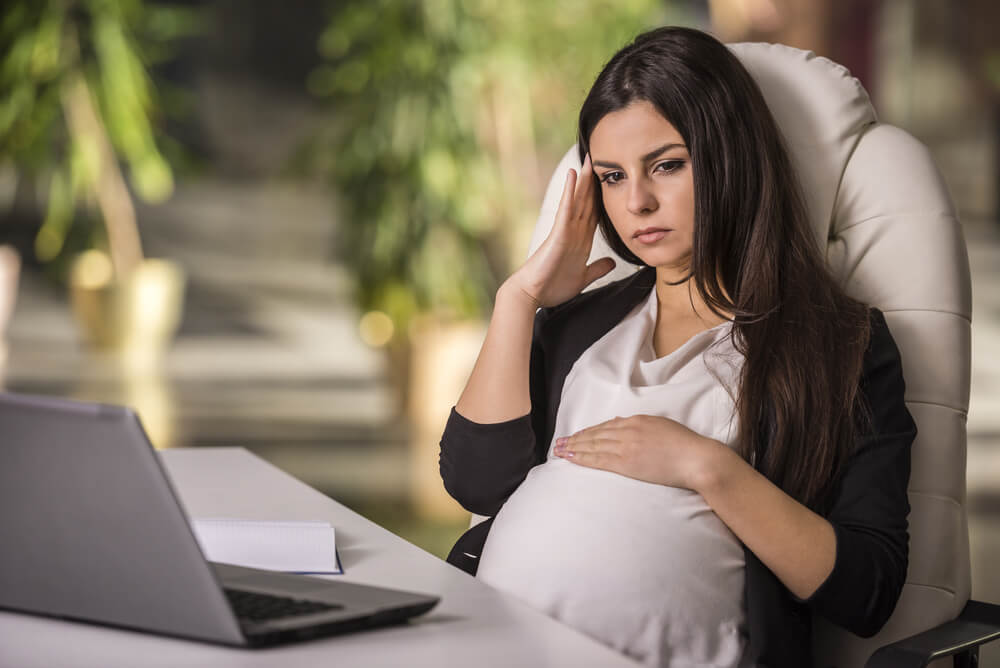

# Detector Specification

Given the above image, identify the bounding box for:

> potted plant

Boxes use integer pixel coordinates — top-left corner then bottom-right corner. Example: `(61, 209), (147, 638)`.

(304, 0), (673, 518)
(0, 245), (20, 379)
(0, 0), (198, 367)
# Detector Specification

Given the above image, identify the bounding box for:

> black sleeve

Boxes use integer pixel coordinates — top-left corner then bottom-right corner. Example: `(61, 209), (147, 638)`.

(438, 308), (550, 516)
(803, 308), (916, 637)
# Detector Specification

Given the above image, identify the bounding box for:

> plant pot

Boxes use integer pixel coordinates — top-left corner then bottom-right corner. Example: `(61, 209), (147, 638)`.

(0, 245), (21, 374)
(68, 251), (186, 368)
(406, 314), (488, 521)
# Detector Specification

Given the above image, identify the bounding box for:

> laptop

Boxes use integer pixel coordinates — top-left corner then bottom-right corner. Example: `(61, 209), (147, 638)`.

(0, 392), (439, 647)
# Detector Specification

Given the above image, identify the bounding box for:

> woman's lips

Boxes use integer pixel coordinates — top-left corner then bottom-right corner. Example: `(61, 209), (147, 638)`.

(634, 228), (669, 244)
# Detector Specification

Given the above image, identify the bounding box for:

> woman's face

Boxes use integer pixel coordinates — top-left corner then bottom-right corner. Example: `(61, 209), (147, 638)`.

(588, 100), (694, 277)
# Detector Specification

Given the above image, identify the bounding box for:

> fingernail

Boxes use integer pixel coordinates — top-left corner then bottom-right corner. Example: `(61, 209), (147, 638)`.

(556, 437), (567, 445)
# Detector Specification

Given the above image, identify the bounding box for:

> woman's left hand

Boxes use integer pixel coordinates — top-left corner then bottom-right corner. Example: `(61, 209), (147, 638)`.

(552, 414), (725, 490)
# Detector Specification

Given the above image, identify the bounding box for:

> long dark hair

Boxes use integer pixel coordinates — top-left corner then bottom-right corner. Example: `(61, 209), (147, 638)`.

(577, 26), (871, 512)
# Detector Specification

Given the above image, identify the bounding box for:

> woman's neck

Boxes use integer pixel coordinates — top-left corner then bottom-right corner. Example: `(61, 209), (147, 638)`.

(654, 266), (727, 325)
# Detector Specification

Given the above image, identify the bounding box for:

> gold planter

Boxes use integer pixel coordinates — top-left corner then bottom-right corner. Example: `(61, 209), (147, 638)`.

(406, 315), (488, 521)
(69, 251), (186, 366)
(0, 245), (20, 374)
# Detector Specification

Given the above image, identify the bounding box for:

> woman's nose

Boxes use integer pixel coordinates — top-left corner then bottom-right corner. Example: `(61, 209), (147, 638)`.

(626, 177), (658, 215)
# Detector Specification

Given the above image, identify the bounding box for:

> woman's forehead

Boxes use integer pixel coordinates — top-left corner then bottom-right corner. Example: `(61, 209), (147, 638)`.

(590, 102), (687, 161)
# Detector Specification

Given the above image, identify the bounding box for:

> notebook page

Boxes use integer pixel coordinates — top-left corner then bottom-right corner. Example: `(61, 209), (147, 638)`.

(191, 518), (342, 574)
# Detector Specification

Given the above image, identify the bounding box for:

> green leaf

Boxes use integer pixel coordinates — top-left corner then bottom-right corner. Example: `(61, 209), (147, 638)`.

(36, 168), (73, 262)
(0, 85), (35, 139)
(29, 9), (63, 80)
(69, 131), (100, 193)
(143, 5), (205, 41)
(132, 152), (173, 202)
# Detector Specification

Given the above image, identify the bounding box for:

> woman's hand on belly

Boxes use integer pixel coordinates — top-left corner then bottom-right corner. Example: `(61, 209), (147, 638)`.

(553, 413), (838, 600)
(552, 414), (726, 490)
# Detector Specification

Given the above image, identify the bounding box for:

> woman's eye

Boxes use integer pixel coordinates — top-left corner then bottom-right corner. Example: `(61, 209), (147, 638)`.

(600, 161), (684, 186)
(656, 160), (685, 173)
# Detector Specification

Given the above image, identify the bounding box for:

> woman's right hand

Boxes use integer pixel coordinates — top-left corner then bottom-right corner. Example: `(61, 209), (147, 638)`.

(505, 152), (616, 308)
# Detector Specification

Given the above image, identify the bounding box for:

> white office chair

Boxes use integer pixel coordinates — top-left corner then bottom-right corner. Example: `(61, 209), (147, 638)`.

(524, 41), (998, 668)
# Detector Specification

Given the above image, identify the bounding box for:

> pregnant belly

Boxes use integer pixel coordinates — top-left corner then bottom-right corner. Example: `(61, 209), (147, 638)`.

(477, 460), (747, 667)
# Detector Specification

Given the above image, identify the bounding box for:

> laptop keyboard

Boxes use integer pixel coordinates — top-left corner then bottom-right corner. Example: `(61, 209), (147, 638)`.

(224, 588), (343, 622)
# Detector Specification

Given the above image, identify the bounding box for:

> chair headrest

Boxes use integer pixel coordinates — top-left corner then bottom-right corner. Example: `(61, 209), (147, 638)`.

(727, 42), (878, 247)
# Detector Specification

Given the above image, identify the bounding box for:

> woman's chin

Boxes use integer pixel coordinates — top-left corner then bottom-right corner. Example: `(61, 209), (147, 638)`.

(629, 247), (692, 272)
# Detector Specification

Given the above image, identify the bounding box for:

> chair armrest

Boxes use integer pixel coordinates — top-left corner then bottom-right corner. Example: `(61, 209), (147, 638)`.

(865, 600), (1000, 668)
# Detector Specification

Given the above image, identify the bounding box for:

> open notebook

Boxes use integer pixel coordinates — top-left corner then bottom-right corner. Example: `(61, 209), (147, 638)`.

(190, 518), (342, 574)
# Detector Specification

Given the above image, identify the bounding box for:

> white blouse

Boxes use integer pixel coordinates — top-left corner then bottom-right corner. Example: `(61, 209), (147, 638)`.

(476, 286), (751, 668)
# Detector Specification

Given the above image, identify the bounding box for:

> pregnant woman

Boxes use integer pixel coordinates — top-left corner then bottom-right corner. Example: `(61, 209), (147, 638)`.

(438, 26), (914, 668)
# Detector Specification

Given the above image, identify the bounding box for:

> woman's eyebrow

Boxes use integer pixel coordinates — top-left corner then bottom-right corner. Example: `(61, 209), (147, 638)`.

(592, 142), (687, 169)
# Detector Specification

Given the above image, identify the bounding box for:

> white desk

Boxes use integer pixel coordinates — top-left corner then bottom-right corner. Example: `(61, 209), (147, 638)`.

(0, 447), (638, 667)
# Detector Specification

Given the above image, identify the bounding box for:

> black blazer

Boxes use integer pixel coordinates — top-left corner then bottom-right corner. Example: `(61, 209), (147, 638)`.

(439, 266), (916, 668)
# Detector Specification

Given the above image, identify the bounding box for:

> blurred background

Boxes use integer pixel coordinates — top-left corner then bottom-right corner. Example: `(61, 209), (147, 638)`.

(1, 0), (998, 659)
